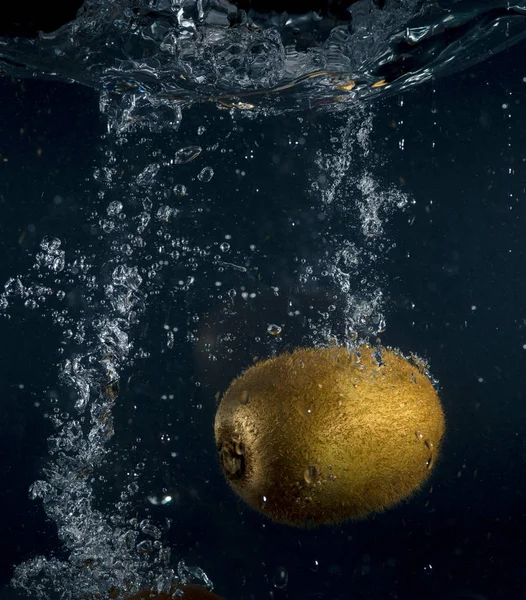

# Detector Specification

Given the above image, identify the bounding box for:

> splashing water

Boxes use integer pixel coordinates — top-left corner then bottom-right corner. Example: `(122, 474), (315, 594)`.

(2, 0), (526, 111)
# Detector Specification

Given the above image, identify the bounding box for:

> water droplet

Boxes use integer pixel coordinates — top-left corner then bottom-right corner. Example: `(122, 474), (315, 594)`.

(267, 324), (282, 336)
(260, 495), (267, 510)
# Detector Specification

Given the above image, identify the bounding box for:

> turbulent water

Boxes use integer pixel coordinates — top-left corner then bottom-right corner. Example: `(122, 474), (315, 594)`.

(1, 0), (526, 112)
(1, 0), (524, 598)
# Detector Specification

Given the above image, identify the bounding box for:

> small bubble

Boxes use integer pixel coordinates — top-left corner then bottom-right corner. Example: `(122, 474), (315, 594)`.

(267, 324), (282, 336)
(173, 184), (187, 196)
(197, 166), (214, 182)
(423, 563), (433, 575)
(24, 299), (38, 309)
(136, 163), (160, 186)
(173, 146), (202, 164)
(272, 566), (289, 589)
(240, 390), (250, 405)
(140, 519), (162, 539)
(136, 539), (153, 554)
(107, 201), (123, 216)
(220, 242), (230, 252)
(127, 482), (139, 494)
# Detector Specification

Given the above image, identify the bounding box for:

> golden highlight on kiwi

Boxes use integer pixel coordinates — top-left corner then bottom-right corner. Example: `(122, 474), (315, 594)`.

(214, 345), (445, 527)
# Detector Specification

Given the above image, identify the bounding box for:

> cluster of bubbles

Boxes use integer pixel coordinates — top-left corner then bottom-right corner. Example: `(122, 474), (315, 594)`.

(4, 134), (226, 596)
(0, 102), (406, 600)
(4, 100), (410, 600)
(7, 199), (202, 597)
(306, 108), (410, 344)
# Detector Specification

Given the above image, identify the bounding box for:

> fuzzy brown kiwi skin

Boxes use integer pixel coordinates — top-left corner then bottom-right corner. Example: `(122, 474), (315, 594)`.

(214, 345), (445, 528)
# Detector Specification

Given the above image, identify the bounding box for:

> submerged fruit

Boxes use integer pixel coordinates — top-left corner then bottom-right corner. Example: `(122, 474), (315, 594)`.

(214, 345), (445, 527)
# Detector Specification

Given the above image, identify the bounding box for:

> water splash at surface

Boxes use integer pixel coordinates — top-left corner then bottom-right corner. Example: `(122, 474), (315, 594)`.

(1, 0), (526, 113)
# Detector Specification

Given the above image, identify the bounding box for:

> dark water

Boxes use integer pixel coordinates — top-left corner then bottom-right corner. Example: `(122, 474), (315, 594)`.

(1, 20), (526, 600)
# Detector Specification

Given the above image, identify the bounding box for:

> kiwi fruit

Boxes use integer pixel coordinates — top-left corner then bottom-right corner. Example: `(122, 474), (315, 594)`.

(214, 345), (445, 527)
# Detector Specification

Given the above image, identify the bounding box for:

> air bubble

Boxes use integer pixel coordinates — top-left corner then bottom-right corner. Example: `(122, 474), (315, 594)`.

(304, 465), (318, 484)
(106, 201), (123, 216)
(267, 324), (282, 336)
(173, 184), (187, 196)
(136, 539), (153, 554)
(136, 163), (160, 186)
(173, 146), (202, 164)
(197, 166), (214, 182)
(272, 566), (289, 589)
(140, 520), (162, 539)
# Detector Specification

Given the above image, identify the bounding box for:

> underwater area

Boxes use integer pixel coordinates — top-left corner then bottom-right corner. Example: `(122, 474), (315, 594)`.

(1, 1), (526, 599)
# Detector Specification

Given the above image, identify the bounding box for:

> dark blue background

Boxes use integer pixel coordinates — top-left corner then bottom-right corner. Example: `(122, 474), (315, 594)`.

(1, 39), (526, 600)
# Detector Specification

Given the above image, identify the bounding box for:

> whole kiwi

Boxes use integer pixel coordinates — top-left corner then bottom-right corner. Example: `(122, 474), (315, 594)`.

(214, 345), (445, 527)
